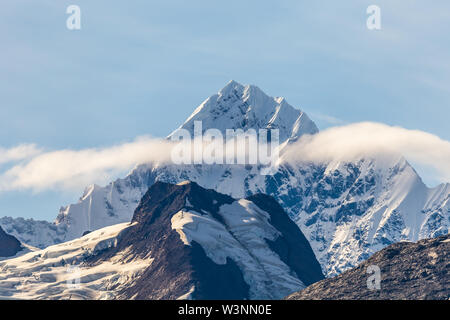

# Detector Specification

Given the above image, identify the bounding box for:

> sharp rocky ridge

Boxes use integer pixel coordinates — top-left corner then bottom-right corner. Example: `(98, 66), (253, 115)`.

(1, 80), (449, 277)
(168, 80), (319, 144)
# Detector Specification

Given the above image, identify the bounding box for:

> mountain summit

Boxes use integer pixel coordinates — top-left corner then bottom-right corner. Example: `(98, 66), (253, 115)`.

(169, 80), (318, 144)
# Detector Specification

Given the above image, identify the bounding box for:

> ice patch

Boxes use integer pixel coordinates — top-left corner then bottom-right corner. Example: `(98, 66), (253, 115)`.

(170, 199), (304, 299)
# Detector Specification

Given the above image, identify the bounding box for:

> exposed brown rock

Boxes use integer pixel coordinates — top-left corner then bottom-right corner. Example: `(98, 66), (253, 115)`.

(286, 234), (450, 300)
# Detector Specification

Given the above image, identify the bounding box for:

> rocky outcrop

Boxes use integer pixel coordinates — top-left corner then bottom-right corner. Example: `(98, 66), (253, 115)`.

(286, 234), (450, 300)
(0, 226), (22, 257)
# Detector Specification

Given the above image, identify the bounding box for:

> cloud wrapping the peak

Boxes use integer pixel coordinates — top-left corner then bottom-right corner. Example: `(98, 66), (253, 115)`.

(283, 122), (450, 183)
(0, 122), (449, 193)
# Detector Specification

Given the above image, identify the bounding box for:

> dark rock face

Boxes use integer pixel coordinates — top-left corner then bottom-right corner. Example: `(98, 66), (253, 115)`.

(246, 193), (324, 286)
(286, 234), (450, 300)
(88, 181), (324, 299)
(82, 230), (92, 236)
(0, 226), (22, 257)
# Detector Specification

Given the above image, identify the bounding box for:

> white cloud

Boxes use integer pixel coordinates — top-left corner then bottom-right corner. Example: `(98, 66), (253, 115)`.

(0, 137), (173, 192)
(0, 123), (449, 193)
(0, 144), (42, 165)
(283, 122), (450, 183)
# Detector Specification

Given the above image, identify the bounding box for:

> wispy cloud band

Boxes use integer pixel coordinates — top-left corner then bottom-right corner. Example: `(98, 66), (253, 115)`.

(0, 122), (449, 193)
(0, 144), (42, 165)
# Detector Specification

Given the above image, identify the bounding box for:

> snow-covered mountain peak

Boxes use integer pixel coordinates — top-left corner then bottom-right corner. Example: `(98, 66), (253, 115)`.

(2, 82), (448, 281)
(218, 79), (245, 95)
(169, 81), (319, 144)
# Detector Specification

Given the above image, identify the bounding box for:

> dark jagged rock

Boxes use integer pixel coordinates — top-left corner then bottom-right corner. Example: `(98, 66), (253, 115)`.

(0, 226), (22, 257)
(286, 234), (450, 300)
(82, 230), (92, 236)
(246, 193), (324, 286)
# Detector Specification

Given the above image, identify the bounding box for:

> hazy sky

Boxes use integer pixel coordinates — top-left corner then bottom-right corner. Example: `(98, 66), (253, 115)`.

(1, 0), (449, 221)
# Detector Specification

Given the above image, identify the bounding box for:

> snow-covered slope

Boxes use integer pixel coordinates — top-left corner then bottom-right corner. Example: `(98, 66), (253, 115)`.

(2, 81), (449, 278)
(0, 222), (150, 300)
(0, 216), (67, 249)
(171, 200), (305, 298)
(269, 156), (450, 275)
(0, 170), (151, 249)
(0, 181), (324, 300)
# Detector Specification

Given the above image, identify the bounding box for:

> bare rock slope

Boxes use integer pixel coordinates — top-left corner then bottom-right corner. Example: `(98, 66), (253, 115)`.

(286, 234), (449, 300)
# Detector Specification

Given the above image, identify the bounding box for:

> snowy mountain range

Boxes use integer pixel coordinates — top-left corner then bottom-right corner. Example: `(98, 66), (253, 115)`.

(0, 181), (323, 299)
(1, 80), (449, 277)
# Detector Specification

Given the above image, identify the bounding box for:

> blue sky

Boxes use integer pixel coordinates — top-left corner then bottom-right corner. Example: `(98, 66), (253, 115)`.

(1, 0), (449, 221)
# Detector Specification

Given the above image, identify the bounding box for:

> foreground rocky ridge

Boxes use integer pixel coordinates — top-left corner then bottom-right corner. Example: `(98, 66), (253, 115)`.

(286, 234), (450, 300)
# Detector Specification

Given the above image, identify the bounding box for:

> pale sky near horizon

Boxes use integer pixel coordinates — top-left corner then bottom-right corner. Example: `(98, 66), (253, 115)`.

(0, 1), (449, 221)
